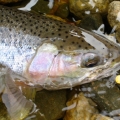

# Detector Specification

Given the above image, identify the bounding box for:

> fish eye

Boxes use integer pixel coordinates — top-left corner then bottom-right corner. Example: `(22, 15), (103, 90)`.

(82, 53), (100, 68)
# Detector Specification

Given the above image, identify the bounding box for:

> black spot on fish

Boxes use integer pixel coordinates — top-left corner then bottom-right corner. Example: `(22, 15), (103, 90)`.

(46, 29), (48, 31)
(34, 22), (37, 25)
(66, 36), (68, 38)
(36, 26), (38, 29)
(60, 46), (63, 48)
(52, 33), (54, 35)
(78, 45), (81, 48)
(43, 21), (46, 24)
(58, 29), (61, 31)
(82, 40), (84, 42)
(58, 33), (61, 36)
(72, 41), (75, 44)
(23, 28), (26, 31)
(52, 26), (55, 28)
(20, 25), (22, 28)
(63, 40), (66, 42)
(88, 43), (91, 46)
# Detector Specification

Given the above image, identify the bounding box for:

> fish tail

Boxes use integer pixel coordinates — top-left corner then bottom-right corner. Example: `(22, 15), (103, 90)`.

(1, 68), (35, 120)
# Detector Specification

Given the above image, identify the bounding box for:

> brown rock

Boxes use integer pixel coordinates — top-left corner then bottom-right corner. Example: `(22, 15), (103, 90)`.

(91, 114), (113, 120)
(107, 1), (120, 28)
(64, 92), (98, 120)
(0, 0), (22, 4)
(69, 0), (109, 18)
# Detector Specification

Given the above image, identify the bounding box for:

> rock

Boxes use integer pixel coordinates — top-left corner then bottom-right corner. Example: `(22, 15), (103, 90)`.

(91, 114), (113, 120)
(78, 14), (103, 31)
(63, 92), (98, 120)
(69, 0), (109, 18)
(35, 89), (67, 120)
(81, 78), (120, 116)
(115, 28), (120, 43)
(0, 100), (10, 120)
(55, 3), (69, 19)
(0, 0), (22, 4)
(109, 0), (120, 2)
(31, 0), (51, 14)
(107, 1), (120, 28)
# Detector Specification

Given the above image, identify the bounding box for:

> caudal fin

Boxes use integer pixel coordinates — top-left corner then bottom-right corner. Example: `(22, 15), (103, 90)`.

(2, 69), (35, 120)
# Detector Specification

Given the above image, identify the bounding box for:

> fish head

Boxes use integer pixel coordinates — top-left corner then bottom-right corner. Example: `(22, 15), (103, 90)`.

(25, 27), (120, 89)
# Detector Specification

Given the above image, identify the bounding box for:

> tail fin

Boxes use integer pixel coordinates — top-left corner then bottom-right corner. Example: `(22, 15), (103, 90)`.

(2, 69), (35, 120)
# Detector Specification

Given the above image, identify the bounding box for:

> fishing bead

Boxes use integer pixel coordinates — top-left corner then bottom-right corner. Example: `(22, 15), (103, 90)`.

(115, 75), (120, 84)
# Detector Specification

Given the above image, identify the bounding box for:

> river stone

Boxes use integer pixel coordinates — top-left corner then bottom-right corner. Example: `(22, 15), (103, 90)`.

(31, 0), (51, 14)
(91, 114), (113, 120)
(64, 92), (98, 120)
(81, 78), (120, 116)
(115, 28), (120, 43)
(55, 3), (69, 19)
(35, 89), (67, 120)
(0, 100), (10, 120)
(78, 13), (103, 30)
(69, 0), (109, 18)
(0, 0), (22, 4)
(107, 1), (120, 28)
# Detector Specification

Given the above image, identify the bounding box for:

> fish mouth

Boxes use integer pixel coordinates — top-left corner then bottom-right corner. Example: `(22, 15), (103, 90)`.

(41, 61), (120, 90)
(80, 61), (120, 85)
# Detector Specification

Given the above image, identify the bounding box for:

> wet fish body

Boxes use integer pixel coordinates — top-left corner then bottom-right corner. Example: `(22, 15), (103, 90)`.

(0, 5), (120, 90)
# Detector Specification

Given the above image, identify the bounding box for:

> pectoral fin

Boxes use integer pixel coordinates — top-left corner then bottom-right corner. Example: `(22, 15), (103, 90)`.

(2, 69), (35, 120)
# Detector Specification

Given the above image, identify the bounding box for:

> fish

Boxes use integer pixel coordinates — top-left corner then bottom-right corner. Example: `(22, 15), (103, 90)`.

(0, 5), (120, 91)
(0, 5), (120, 120)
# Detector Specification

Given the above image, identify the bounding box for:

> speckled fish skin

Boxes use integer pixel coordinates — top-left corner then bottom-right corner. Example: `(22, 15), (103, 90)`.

(0, 5), (120, 90)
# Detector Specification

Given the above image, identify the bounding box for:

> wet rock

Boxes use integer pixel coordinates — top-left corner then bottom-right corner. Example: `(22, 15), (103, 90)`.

(31, 0), (52, 14)
(115, 28), (120, 43)
(91, 114), (113, 120)
(69, 0), (109, 18)
(55, 3), (69, 19)
(81, 78), (120, 116)
(78, 14), (103, 31)
(35, 89), (67, 120)
(107, 1), (120, 28)
(0, 101), (10, 120)
(0, 0), (22, 4)
(64, 92), (98, 120)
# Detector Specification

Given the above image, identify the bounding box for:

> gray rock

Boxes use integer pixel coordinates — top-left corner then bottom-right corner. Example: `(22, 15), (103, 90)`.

(81, 78), (120, 116)
(78, 14), (103, 31)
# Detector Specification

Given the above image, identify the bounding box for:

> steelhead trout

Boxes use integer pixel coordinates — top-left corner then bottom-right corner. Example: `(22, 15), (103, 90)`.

(0, 5), (120, 89)
(0, 5), (120, 120)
